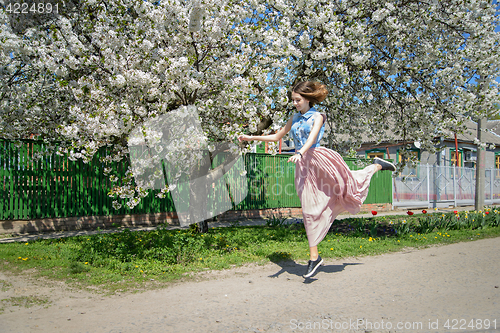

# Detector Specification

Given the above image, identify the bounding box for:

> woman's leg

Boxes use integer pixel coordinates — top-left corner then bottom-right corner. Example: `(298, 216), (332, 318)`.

(310, 246), (319, 261)
(304, 245), (323, 278)
(373, 157), (396, 171)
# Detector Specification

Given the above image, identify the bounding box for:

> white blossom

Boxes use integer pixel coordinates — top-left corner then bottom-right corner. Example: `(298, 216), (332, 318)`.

(0, 0), (498, 209)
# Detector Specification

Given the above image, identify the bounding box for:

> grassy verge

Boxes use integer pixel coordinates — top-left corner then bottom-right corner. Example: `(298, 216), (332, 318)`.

(1, 209), (499, 293)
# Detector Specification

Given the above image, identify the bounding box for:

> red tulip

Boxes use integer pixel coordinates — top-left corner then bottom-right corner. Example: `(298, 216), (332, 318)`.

(407, 211), (414, 216)
(371, 211), (378, 216)
(486, 211), (490, 215)
(454, 210), (458, 214)
(422, 210), (427, 214)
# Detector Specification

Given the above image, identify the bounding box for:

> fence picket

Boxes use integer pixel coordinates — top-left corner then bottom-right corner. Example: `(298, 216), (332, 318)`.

(0, 139), (392, 221)
(21, 142), (28, 219)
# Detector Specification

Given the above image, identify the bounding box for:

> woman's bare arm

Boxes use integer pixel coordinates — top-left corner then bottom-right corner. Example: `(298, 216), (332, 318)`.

(238, 117), (294, 143)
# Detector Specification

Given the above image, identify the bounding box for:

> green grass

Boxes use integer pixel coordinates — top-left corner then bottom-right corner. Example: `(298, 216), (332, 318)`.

(1, 296), (51, 314)
(1, 209), (500, 293)
(0, 279), (12, 292)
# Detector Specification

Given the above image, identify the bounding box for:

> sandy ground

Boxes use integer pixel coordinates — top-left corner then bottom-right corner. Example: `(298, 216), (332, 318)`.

(1, 237), (499, 333)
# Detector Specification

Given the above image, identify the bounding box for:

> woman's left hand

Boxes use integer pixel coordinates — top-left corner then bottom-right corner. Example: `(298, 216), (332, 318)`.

(288, 153), (302, 163)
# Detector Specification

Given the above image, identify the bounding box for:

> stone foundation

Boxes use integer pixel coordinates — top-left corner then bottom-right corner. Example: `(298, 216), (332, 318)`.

(0, 203), (393, 235)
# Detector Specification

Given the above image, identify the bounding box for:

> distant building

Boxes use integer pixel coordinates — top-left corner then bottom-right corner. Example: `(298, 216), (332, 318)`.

(356, 120), (500, 170)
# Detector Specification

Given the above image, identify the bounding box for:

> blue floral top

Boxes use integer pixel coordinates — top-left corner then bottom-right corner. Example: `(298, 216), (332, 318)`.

(290, 107), (325, 151)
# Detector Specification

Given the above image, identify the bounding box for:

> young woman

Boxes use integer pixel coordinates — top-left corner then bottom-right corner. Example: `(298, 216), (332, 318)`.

(238, 81), (395, 278)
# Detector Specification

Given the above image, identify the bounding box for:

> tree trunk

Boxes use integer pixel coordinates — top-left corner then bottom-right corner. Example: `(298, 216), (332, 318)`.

(197, 220), (209, 233)
(187, 146), (241, 233)
(188, 149), (211, 233)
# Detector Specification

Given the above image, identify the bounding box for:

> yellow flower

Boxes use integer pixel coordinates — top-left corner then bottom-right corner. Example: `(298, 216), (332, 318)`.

(140, 270), (143, 273)
(369, 237), (373, 242)
(84, 262), (88, 265)
(25, 243), (28, 245)
(360, 246), (362, 248)
(435, 237), (438, 239)
(18, 257), (21, 259)
(330, 248), (333, 250)
(410, 235), (413, 237)
(397, 240), (400, 242)
(22, 258), (27, 261)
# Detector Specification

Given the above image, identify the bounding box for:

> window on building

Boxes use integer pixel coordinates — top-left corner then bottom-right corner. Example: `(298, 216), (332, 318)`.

(496, 154), (500, 178)
(398, 150), (419, 164)
(398, 149), (420, 177)
(366, 149), (385, 159)
(450, 150), (462, 167)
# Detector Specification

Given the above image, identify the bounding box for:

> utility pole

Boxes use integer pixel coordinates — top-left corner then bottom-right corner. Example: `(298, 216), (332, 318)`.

(475, 117), (486, 211)
(475, 72), (486, 211)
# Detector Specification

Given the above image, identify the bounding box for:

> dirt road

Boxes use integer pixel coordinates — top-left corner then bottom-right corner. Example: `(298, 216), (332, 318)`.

(1, 237), (499, 332)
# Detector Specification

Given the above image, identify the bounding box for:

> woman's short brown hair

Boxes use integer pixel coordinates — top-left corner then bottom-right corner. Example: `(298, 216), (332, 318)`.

(292, 81), (328, 107)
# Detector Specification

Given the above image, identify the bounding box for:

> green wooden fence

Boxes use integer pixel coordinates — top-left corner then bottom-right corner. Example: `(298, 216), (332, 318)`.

(0, 139), (391, 220)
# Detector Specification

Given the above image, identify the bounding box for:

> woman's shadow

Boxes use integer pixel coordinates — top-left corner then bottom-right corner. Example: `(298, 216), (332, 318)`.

(267, 252), (362, 283)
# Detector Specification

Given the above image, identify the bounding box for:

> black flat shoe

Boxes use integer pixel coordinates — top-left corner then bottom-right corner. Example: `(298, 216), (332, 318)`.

(304, 255), (323, 278)
(374, 157), (396, 172)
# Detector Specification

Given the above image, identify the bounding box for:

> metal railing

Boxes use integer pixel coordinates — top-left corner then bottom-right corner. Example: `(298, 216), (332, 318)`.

(393, 164), (500, 208)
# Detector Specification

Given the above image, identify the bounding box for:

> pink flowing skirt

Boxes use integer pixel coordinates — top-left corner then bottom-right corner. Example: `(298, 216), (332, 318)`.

(295, 147), (378, 247)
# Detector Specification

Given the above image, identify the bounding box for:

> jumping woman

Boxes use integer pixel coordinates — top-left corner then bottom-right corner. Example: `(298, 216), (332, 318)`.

(238, 81), (395, 278)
